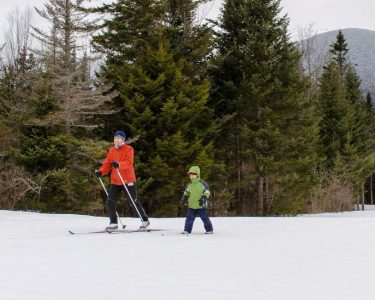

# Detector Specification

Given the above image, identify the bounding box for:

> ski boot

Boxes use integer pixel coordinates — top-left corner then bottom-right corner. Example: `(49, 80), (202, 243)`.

(106, 223), (118, 231)
(139, 220), (150, 230)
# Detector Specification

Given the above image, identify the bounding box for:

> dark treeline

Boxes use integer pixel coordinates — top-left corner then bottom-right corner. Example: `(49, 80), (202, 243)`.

(0, 0), (374, 217)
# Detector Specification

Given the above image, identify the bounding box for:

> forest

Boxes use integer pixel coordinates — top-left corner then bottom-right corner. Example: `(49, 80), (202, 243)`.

(0, 0), (374, 217)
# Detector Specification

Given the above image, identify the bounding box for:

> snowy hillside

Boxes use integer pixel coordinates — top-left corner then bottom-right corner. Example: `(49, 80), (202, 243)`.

(2, 209), (375, 300)
(302, 28), (375, 99)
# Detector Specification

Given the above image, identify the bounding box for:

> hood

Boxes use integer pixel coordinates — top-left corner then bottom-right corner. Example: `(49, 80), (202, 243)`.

(188, 166), (201, 177)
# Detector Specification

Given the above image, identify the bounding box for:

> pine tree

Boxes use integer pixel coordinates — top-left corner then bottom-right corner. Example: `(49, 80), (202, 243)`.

(363, 94), (375, 201)
(92, 0), (214, 135)
(92, 1), (215, 215)
(165, 0), (214, 79)
(92, 0), (166, 83)
(31, 0), (110, 134)
(318, 62), (352, 167)
(118, 40), (215, 215)
(317, 31), (374, 202)
(210, 0), (319, 215)
(366, 92), (373, 110)
(91, 0), (167, 135)
(316, 30), (353, 172)
(0, 0), (115, 213)
(329, 30), (349, 78)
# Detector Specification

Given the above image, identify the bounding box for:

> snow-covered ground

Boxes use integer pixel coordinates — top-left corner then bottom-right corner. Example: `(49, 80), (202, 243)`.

(2, 209), (375, 300)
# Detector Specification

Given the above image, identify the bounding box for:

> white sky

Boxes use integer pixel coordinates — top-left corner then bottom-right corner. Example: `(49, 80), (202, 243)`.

(200, 0), (375, 37)
(1, 0), (375, 41)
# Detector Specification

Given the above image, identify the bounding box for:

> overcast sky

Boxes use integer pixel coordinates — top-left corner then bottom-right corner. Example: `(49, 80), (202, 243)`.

(1, 0), (375, 41)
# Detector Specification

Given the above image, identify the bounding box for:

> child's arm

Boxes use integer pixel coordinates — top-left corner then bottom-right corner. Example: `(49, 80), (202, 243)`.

(180, 184), (190, 205)
(199, 180), (210, 207)
(200, 180), (210, 198)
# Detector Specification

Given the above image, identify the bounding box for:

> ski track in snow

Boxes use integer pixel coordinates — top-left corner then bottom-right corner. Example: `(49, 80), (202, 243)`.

(1, 209), (375, 300)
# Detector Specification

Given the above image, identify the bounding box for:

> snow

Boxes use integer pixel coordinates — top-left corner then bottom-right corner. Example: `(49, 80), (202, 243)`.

(2, 209), (375, 300)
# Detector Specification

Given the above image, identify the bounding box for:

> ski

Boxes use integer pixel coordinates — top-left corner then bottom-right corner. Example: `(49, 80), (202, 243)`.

(68, 228), (164, 235)
(106, 228), (164, 234)
(69, 230), (108, 235)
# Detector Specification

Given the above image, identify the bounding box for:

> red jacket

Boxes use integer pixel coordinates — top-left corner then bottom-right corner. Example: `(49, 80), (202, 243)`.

(99, 144), (136, 185)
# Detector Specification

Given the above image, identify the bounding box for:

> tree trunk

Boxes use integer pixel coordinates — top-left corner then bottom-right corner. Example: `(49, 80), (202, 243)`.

(236, 135), (242, 214)
(362, 183), (365, 211)
(370, 175), (374, 205)
(265, 176), (269, 214)
(357, 195), (360, 211)
(258, 175), (264, 216)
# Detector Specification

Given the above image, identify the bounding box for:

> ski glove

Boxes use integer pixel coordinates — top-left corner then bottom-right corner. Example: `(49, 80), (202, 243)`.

(111, 161), (120, 169)
(181, 195), (188, 205)
(95, 170), (102, 177)
(199, 195), (208, 207)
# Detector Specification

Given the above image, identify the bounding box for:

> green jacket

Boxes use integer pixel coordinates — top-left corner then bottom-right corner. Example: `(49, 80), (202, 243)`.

(183, 166), (210, 209)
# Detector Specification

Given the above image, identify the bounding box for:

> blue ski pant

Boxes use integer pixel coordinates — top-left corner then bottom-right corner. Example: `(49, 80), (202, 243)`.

(184, 208), (213, 233)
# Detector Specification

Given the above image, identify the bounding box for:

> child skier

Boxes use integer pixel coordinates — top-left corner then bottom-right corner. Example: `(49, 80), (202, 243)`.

(180, 166), (213, 234)
(95, 130), (150, 230)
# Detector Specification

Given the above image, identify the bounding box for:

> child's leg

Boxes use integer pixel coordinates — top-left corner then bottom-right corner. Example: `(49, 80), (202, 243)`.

(184, 208), (197, 233)
(197, 208), (213, 232)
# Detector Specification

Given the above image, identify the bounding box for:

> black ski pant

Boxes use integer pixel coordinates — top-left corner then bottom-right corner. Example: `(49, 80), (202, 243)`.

(107, 183), (148, 224)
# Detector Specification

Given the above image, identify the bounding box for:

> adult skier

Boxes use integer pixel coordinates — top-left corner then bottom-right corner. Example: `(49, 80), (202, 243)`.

(95, 130), (150, 230)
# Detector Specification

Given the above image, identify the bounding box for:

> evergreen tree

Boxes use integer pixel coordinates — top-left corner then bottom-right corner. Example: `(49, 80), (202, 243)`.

(210, 0), (319, 215)
(92, 0), (166, 85)
(366, 92), (373, 110)
(92, 1), (215, 215)
(363, 93), (375, 200)
(318, 62), (352, 167)
(318, 31), (374, 199)
(329, 30), (349, 78)
(123, 41), (214, 215)
(0, 0), (113, 213)
(92, 0), (214, 135)
(91, 0), (167, 135)
(165, 0), (214, 79)
(32, 0), (109, 134)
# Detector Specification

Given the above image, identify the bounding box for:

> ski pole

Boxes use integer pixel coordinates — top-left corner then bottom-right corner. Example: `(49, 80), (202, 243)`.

(97, 175), (126, 229)
(115, 168), (144, 221)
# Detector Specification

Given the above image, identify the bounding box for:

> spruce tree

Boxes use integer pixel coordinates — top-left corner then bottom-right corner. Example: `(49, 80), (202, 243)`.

(91, 0), (167, 135)
(92, 0), (214, 135)
(211, 0), (319, 215)
(318, 62), (352, 167)
(3, 0), (114, 213)
(118, 40), (215, 215)
(92, 1), (215, 215)
(165, 0), (214, 79)
(32, 0), (109, 134)
(363, 95), (375, 199)
(329, 30), (349, 78)
(318, 31), (374, 199)
(366, 92), (373, 110)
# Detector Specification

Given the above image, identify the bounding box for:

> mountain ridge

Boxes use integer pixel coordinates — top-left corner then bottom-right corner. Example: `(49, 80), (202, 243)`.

(300, 28), (375, 98)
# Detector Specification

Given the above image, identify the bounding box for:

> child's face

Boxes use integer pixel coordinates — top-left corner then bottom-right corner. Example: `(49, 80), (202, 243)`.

(189, 173), (197, 180)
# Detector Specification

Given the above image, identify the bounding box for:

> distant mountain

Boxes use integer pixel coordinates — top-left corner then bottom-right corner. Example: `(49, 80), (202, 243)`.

(300, 28), (375, 99)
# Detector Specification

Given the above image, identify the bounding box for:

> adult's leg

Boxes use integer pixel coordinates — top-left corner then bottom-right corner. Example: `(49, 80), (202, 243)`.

(184, 208), (197, 233)
(197, 208), (213, 232)
(107, 184), (122, 224)
(122, 183), (149, 222)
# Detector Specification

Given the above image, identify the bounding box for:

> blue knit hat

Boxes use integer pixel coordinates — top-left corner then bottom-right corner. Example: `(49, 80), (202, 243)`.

(114, 130), (126, 140)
